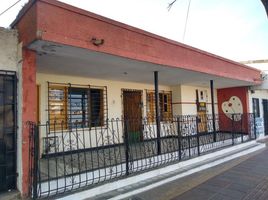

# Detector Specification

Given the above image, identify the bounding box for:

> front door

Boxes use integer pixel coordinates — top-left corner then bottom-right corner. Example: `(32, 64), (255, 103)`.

(263, 99), (268, 136)
(123, 90), (143, 142)
(0, 71), (17, 192)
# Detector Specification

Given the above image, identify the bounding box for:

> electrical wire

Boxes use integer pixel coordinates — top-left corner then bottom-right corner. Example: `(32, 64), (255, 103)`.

(183, 0), (191, 42)
(0, 0), (22, 17)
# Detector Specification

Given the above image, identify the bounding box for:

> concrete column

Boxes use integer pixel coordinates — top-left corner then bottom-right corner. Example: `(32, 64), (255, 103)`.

(21, 49), (37, 197)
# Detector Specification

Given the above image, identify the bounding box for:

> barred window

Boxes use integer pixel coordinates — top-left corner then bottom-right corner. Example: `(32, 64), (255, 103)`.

(48, 83), (107, 130)
(146, 90), (172, 122)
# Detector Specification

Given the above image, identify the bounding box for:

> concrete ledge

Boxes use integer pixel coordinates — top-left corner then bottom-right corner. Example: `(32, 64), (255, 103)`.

(59, 141), (265, 200)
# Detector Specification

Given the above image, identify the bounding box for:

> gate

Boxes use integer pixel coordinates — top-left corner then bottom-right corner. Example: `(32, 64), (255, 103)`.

(0, 71), (17, 192)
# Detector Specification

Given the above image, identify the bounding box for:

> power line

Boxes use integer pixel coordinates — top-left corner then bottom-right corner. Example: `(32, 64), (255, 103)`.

(183, 0), (191, 42)
(0, 0), (22, 17)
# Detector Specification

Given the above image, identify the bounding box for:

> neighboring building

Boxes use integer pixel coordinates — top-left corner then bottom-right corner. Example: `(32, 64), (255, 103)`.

(0, 27), (21, 194)
(241, 60), (268, 138)
(0, 0), (266, 199)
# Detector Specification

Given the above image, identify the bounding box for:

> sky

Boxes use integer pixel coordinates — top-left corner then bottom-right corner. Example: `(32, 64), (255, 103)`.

(0, 0), (268, 69)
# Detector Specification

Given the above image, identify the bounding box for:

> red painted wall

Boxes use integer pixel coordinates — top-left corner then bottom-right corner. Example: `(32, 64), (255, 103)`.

(14, 5), (37, 197)
(13, 0), (261, 84)
(35, 0), (260, 83)
(217, 87), (249, 133)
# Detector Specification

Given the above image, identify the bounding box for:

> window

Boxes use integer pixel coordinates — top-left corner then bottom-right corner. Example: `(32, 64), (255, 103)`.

(252, 98), (260, 118)
(146, 90), (172, 122)
(48, 83), (106, 130)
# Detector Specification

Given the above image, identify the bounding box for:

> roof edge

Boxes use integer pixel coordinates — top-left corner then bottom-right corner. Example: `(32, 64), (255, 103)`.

(10, 0), (37, 28)
(11, 0), (262, 75)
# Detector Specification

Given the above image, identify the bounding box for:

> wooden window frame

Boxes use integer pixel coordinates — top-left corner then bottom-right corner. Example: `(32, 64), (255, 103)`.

(48, 83), (107, 131)
(146, 90), (172, 122)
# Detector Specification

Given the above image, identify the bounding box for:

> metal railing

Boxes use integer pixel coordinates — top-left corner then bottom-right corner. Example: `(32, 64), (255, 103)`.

(28, 113), (256, 199)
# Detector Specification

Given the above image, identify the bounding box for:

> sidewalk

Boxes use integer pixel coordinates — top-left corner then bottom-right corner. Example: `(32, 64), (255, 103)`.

(127, 141), (268, 200)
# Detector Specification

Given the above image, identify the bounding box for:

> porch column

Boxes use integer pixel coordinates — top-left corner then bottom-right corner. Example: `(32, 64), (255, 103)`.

(21, 49), (37, 197)
(154, 71), (161, 155)
(210, 80), (216, 142)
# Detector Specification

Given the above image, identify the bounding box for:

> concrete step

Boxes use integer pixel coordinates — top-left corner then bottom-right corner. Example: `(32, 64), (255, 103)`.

(59, 141), (266, 200)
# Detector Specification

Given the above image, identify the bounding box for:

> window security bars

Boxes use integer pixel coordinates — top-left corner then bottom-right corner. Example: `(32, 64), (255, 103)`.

(48, 82), (107, 130)
(28, 113), (256, 199)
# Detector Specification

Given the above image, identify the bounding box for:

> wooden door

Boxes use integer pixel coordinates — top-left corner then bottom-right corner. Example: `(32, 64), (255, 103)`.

(123, 90), (143, 142)
(196, 90), (207, 133)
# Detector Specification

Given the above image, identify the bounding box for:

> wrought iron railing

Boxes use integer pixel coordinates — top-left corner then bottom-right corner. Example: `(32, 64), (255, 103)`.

(28, 113), (256, 199)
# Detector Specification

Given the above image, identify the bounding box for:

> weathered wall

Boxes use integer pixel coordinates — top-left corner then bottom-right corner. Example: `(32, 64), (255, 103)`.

(0, 28), (18, 71)
(0, 28), (24, 194)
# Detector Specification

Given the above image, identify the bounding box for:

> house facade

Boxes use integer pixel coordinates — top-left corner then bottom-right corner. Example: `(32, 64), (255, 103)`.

(0, 0), (266, 198)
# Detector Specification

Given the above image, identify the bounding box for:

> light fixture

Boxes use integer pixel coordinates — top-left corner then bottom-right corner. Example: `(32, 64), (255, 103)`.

(91, 37), (104, 46)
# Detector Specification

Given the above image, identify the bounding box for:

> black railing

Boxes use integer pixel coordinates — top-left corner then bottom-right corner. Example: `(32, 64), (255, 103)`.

(28, 113), (256, 199)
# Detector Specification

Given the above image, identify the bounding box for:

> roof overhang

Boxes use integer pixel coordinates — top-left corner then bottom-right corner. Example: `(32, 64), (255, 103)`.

(30, 40), (257, 88)
(12, 0), (262, 86)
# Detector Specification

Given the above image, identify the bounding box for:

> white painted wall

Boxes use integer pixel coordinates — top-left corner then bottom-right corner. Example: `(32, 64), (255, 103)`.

(37, 73), (174, 153)
(172, 85), (218, 115)
(37, 73), (172, 122)
(37, 73), (219, 154)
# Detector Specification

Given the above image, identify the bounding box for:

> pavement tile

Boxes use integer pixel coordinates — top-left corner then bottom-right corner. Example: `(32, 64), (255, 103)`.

(127, 148), (268, 200)
(209, 193), (235, 200)
(172, 188), (215, 200)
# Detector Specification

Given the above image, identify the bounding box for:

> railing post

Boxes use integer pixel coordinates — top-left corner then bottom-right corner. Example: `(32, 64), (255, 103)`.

(32, 124), (39, 199)
(124, 119), (129, 176)
(177, 117), (182, 160)
(253, 113), (257, 139)
(196, 116), (200, 156)
(232, 114), (235, 145)
(241, 114), (244, 143)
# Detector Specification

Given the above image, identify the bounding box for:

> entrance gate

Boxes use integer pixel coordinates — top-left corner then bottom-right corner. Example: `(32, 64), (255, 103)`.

(0, 71), (17, 192)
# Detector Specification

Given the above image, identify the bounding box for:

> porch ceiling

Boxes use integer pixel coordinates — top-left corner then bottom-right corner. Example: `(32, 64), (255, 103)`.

(31, 40), (254, 88)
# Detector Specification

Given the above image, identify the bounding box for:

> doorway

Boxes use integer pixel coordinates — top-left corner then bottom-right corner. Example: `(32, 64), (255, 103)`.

(263, 99), (268, 136)
(122, 89), (143, 142)
(0, 71), (17, 192)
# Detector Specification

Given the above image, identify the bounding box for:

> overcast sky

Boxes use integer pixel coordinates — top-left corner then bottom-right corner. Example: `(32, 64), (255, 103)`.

(0, 0), (268, 68)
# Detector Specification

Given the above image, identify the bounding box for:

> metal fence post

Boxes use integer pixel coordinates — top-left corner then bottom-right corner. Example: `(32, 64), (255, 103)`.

(253, 113), (257, 139)
(241, 114), (244, 143)
(177, 117), (182, 160)
(124, 119), (129, 176)
(196, 116), (200, 156)
(32, 124), (39, 199)
(232, 114), (235, 145)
